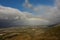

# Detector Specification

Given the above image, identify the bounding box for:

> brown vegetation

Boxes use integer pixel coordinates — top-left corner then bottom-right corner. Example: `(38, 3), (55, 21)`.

(0, 25), (60, 40)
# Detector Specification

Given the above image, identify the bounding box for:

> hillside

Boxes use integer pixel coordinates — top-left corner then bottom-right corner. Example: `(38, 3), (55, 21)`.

(0, 24), (60, 40)
(39, 24), (60, 40)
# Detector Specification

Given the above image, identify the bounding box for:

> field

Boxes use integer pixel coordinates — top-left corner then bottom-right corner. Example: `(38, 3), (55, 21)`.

(0, 25), (60, 40)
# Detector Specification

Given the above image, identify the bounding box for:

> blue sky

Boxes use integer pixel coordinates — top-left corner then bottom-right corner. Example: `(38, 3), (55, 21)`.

(0, 0), (55, 11)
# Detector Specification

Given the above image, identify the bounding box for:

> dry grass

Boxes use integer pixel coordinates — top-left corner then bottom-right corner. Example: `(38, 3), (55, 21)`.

(0, 25), (60, 40)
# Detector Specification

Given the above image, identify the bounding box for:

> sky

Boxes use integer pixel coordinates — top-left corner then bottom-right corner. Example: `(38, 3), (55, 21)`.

(0, 0), (60, 27)
(0, 0), (54, 11)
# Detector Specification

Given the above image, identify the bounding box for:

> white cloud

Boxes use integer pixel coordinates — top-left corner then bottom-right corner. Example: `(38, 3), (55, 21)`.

(27, 18), (49, 25)
(0, 0), (60, 26)
(0, 5), (48, 26)
(28, 0), (60, 25)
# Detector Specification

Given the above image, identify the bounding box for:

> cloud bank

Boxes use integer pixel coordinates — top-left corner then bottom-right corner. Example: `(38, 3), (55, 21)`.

(0, 0), (60, 27)
(0, 5), (49, 27)
(23, 0), (60, 25)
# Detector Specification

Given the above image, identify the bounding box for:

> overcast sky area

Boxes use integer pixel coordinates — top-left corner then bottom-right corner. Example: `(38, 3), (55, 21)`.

(0, 0), (60, 27)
